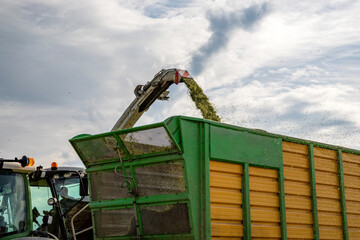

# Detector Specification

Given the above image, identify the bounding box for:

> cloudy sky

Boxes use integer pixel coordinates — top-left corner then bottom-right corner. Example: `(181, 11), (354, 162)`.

(1, 0), (359, 167)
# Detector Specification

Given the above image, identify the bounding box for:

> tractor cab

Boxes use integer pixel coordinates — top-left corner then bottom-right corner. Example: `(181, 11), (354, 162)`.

(29, 164), (92, 240)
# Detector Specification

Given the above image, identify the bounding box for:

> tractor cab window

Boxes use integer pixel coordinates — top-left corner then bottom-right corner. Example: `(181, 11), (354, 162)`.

(0, 173), (26, 237)
(30, 180), (53, 230)
(53, 176), (87, 215)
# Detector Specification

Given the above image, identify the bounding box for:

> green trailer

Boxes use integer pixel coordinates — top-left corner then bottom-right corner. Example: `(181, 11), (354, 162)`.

(70, 116), (360, 239)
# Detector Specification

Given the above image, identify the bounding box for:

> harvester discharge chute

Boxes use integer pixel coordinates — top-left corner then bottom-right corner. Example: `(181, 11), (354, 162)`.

(112, 69), (193, 131)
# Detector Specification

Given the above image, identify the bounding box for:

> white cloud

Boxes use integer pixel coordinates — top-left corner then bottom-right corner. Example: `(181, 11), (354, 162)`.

(289, 65), (329, 82)
(193, 0), (360, 88)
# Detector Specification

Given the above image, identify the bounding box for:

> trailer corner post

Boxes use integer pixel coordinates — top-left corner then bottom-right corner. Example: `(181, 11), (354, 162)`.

(337, 149), (349, 240)
(242, 163), (251, 240)
(278, 167), (287, 239)
(308, 144), (320, 240)
(200, 122), (211, 239)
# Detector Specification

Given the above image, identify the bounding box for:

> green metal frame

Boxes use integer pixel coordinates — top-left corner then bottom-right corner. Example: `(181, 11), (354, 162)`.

(87, 158), (193, 239)
(178, 117), (206, 239)
(308, 144), (320, 240)
(80, 129), (194, 240)
(201, 123), (211, 239)
(337, 150), (349, 240)
(242, 163), (251, 239)
(278, 167), (287, 239)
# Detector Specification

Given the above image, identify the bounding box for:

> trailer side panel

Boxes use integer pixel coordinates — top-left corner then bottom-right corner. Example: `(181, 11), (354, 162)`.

(343, 152), (360, 239)
(283, 141), (314, 239)
(249, 166), (281, 239)
(210, 161), (243, 239)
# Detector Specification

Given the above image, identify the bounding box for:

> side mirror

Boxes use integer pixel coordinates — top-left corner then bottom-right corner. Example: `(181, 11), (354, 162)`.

(47, 198), (57, 206)
(79, 177), (89, 197)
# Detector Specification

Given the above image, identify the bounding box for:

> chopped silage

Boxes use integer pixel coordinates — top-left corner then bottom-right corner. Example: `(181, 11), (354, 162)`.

(182, 78), (221, 122)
